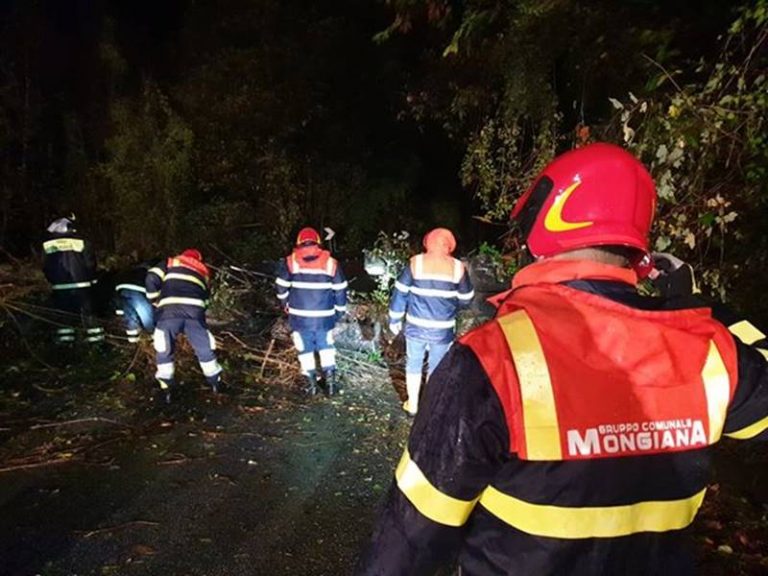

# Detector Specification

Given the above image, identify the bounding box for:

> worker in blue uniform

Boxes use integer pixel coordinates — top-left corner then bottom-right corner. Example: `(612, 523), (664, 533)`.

(42, 215), (104, 345)
(146, 249), (221, 402)
(113, 262), (156, 343)
(275, 227), (348, 395)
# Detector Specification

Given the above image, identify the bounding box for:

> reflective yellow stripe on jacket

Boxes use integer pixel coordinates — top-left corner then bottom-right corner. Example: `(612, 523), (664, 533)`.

(498, 309), (731, 459)
(395, 449), (478, 527)
(728, 320), (768, 361)
(480, 309), (728, 537)
(478, 486), (707, 539)
(396, 309), (732, 536)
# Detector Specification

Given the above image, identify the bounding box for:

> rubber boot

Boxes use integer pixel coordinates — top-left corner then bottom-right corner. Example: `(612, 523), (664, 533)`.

(324, 370), (337, 396)
(404, 372), (422, 416)
(207, 373), (221, 394)
(304, 372), (318, 396)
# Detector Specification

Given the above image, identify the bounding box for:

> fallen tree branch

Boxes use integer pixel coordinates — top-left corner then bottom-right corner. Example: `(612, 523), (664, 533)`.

(260, 338), (275, 378)
(78, 520), (160, 539)
(0, 456), (83, 474)
(30, 417), (131, 430)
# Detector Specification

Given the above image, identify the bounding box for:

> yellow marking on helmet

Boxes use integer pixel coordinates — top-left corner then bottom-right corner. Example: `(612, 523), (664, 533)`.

(543, 180), (594, 233)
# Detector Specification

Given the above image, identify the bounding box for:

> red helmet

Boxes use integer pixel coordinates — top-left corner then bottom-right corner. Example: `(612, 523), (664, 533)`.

(296, 227), (322, 246)
(422, 228), (456, 255)
(512, 143), (656, 261)
(181, 248), (203, 262)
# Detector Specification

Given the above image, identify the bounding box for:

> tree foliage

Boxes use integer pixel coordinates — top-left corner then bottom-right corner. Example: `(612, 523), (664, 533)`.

(100, 81), (194, 256)
(605, 0), (768, 313)
(378, 0), (767, 320)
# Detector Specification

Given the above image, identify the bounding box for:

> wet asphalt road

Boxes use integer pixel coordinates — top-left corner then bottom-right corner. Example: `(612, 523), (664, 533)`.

(0, 374), (410, 576)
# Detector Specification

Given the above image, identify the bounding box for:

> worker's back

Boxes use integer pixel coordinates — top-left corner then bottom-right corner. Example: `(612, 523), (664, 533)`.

(456, 261), (736, 574)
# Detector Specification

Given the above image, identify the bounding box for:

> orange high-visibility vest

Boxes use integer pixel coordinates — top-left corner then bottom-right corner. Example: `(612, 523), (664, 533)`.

(469, 282), (738, 462)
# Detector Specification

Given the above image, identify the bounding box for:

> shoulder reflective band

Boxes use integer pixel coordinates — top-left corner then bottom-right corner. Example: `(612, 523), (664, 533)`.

(702, 341), (730, 443)
(164, 273), (207, 290)
(43, 238), (85, 253)
(52, 281), (94, 290)
(728, 320), (765, 345)
(453, 259), (463, 283)
(728, 320), (768, 360)
(158, 297), (208, 307)
(148, 267), (166, 280)
(395, 449), (478, 527)
(478, 486), (706, 539)
(498, 310), (561, 460)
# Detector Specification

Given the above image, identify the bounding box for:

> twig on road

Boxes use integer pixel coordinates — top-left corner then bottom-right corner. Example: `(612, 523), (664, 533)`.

(260, 338), (275, 377)
(78, 520), (160, 539)
(0, 457), (83, 474)
(30, 417), (132, 430)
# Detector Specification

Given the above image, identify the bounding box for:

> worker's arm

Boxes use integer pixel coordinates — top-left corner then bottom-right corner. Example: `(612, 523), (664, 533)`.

(275, 259), (291, 307)
(332, 261), (348, 319)
(145, 262), (166, 306)
(717, 312), (768, 441)
(388, 265), (413, 335)
(652, 252), (768, 441)
(83, 237), (97, 279)
(456, 262), (475, 309)
(355, 344), (509, 575)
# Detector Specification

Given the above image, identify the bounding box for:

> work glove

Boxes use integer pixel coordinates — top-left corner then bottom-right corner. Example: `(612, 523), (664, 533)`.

(650, 252), (700, 298)
(389, 322), (402, 336)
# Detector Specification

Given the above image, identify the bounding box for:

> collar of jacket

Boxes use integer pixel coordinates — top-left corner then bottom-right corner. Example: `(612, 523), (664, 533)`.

(291, 246), (331, 269)
(487, 259), (638, 308)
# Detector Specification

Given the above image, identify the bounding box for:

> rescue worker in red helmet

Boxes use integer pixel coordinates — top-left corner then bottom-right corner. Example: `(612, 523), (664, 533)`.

(275, 227), (348, 395)
(388, 228), (474, 415)
(356, 143), (768, 575)
(146, 249), (222, 402)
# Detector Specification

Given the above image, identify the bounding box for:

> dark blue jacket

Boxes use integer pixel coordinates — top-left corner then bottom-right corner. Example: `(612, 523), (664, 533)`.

(146, 255), (211, 321)
(359, 263), (768, 576)
(389, 253), (474, 344)
(42, 232), (97, 290)
(275, 247), (347, 332)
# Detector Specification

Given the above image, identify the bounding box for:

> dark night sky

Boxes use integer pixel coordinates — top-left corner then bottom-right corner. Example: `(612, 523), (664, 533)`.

(0, 0), (743, 255)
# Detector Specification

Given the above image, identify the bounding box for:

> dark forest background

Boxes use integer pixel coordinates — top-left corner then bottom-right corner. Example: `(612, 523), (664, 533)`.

(0, 0), (766, 319)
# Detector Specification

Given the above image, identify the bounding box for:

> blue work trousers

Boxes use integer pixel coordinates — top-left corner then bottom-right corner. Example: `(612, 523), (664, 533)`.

(50, 287), (104, 344)
(153, 317), (221, 386)
(291, 330), (336, 376)
(405, 338), (451, 378)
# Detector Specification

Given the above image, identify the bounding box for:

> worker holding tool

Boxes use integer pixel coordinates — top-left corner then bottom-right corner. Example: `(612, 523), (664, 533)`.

(42, 215), (105, 345)
(357, 143), (768, 575)
(146, 249), (222, 402)
(388, 228), (474, 416)
(275, 227), (347, 396)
